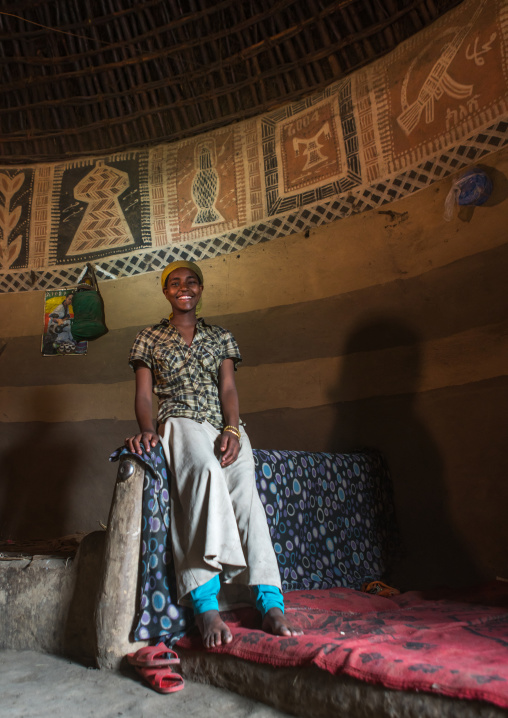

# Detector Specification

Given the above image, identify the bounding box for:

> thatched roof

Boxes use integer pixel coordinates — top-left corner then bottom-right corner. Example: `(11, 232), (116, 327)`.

(0, 0), (463, 165)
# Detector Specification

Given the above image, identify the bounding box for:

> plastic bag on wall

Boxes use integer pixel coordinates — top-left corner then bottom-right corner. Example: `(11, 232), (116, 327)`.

(443, 167), (493, 222)
(71, 263), (108, 341)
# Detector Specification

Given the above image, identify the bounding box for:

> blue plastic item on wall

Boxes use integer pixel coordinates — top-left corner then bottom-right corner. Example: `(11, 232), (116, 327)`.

(443, 167), (493, 221)
(457, 167), (493, 206)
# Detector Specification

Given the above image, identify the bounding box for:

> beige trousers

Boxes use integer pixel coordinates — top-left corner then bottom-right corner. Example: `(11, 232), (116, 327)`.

(159, 418), (282, 607)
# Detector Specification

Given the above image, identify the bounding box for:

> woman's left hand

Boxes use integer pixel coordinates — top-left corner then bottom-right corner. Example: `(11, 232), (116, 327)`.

(220, 431), (240, 467)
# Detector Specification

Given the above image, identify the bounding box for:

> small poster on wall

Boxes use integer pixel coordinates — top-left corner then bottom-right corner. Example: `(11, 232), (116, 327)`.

(41, 289), (88, 356)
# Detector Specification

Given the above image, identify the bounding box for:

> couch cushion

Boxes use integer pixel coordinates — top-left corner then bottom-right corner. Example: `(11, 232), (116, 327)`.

(253, 448), (398, 592)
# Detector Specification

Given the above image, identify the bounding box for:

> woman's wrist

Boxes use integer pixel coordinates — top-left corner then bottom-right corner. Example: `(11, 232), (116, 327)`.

(223, 425), (241, 441)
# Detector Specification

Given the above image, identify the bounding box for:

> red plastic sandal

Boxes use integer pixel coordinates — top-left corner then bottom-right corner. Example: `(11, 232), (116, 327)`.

(361, 580), (400, 597)
(127, 642), (180, 668)
(135, 666), (185, 694)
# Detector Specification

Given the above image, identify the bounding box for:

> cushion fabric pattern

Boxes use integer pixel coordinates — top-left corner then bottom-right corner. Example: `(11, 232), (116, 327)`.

(254, 449), (399, 592)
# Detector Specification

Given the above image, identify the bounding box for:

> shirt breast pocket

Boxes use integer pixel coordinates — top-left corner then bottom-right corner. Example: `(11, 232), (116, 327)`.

(153, 344), (184, 378)
(198, 341), (220, 374)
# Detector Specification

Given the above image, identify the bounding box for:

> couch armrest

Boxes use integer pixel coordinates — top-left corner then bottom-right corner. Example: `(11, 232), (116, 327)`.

(95, 455), (149, 669)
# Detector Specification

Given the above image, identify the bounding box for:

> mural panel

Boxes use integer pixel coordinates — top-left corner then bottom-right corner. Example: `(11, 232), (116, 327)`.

(0, 169), (34, 272)
(262, 83), (359, 216)
(53, 154), (148, 265)
(374, 0), (508, 173)
(172, 130), (241, 239)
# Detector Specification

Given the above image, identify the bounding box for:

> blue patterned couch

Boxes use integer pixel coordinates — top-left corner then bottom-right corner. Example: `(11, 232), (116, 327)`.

(115, 445), (399, 643)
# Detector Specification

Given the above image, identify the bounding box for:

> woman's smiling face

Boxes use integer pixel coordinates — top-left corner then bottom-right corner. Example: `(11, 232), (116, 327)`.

(163, 267), (203, 315)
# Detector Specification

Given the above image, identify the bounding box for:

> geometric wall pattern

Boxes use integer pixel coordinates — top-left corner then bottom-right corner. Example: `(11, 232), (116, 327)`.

(0, 0), (507, 293)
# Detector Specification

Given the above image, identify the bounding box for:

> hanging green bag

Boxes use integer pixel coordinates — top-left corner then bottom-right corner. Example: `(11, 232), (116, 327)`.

(71, 264), (108, 341)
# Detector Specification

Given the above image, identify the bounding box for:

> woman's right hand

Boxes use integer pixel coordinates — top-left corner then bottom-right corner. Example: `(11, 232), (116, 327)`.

(125, 430), (160, 455)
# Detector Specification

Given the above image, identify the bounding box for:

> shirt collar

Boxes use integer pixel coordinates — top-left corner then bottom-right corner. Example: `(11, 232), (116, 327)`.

(157, 317), (207, 335)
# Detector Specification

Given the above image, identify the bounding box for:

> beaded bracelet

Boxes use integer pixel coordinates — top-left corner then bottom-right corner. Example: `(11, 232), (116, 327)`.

(223, 425), (241, 440)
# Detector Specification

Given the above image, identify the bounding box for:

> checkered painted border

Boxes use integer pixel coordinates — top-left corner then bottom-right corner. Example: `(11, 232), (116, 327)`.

(2, 119), (506, 294)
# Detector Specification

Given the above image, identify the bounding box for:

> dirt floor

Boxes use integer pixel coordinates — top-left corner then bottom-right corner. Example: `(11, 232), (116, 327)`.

(0, 649), (289, 718)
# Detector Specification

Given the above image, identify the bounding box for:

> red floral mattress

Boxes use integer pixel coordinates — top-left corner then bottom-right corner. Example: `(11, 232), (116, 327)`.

(176, 582), (508, 708)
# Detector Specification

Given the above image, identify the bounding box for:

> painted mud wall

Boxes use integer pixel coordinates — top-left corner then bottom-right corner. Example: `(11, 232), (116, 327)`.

(1, 145), (507, 591)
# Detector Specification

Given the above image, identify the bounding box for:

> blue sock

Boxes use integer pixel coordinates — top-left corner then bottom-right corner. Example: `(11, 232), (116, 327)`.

(190, 574), (221, 616)
(253, 584), (285, 617)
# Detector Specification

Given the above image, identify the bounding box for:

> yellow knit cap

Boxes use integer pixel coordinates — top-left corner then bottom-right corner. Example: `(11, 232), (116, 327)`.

(160, 261), (204, 318)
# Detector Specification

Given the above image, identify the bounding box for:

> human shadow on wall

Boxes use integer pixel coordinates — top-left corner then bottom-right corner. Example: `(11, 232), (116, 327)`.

(328, 316), (481, 591)
(0, 387), (85, 540)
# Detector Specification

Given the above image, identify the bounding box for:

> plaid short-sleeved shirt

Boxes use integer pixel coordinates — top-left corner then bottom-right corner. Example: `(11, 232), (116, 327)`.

(129, 318), (242, 430)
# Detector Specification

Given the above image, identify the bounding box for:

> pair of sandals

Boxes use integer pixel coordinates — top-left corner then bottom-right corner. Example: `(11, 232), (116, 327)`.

(127, 643), (185, 694)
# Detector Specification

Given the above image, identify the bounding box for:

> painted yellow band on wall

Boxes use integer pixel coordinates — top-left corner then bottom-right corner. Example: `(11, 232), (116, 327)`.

(1, 147), (507, 339)
(0, 385), (156, 423)
(238, 321), (508, 412)
(1, 322), (506, 422)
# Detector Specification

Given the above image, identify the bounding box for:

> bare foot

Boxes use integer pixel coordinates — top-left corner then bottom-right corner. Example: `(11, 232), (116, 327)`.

(262, 607), (303, 637)
(195, 609), (233, 648)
